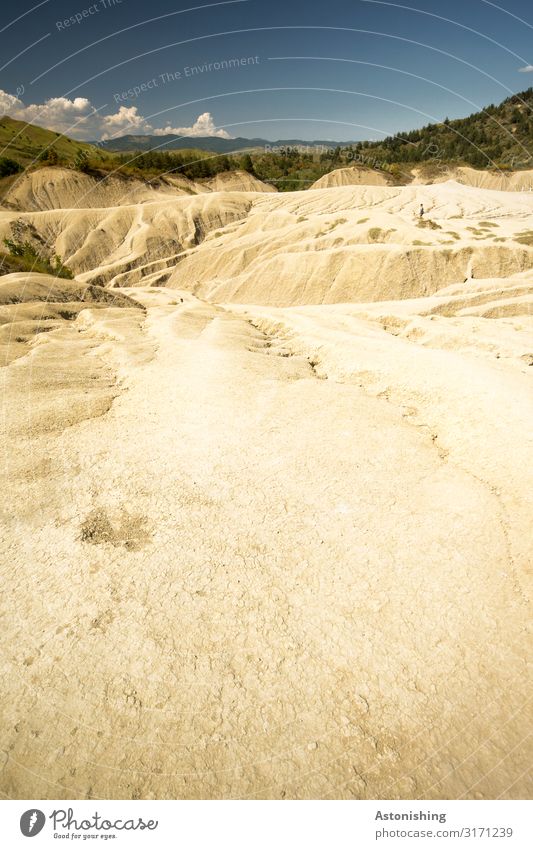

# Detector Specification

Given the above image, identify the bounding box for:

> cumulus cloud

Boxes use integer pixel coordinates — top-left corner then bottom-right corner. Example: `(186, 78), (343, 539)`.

(0, 89), (230, 140)
(151, 111), (230, 138)
(0, 90), (24, 114)
(518, 65), (533, 72)
(99, 106), (147, 139)
(0, 90), (98, 135)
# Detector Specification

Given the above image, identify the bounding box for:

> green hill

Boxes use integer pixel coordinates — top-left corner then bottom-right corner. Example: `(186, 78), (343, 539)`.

(0, 115), (102, 167)
(348, 87), (533, 170)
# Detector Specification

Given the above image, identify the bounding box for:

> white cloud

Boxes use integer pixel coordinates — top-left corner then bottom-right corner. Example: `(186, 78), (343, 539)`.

(0, 90), (24, 114)
(0, 91), (98, 135)
(151, 111), (230, 138)
(518, 65), (533, 72)
(99, 106), (147, 139)
(0, 89), (231, 141)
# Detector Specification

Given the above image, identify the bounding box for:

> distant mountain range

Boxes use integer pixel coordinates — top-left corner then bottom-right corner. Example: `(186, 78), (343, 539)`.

(94, 135), (351, 153)
(96, 87), (533, 166)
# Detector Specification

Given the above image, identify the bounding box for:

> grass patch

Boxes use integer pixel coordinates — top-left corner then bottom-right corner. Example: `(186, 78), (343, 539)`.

(514, 230), (533, 246)
(316, 218), (348, 237)
(417, 219), (441, 230)
(0, 115), (100, 167)
(367, 227), (396, 242)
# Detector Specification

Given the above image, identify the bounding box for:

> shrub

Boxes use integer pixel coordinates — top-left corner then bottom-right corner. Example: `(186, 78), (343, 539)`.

(368, 227), (395, 242)
(74, 149), (90, 173)
(0, 156), (22, 177)
(417, 219), (441, 230)
(39, 147), (59, 165)
(514, 230), (533, 246)
(2, 238), (74, 278)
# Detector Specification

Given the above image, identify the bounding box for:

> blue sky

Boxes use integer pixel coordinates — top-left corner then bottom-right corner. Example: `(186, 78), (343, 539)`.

(1, 0), (533, 140)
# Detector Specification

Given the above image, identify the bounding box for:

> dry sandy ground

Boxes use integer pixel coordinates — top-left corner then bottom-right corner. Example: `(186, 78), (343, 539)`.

(2, 171), (533, 295)
(0, 175), (532, 801)
(312, 165), (533, 191)
(2, 167), (274, 212)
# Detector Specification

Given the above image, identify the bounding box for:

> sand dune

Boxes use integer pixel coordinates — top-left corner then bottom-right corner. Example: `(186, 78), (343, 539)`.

(310, 166), (392, 189)
(0, 272), (142, 367)
(427, 165), (533, 192)
(1, 180), (532, 297)
(2, 166), (275, 214)
(0, 175), (531, 801)
(314, 164), (533, 192)
(2, 166), (183, 212)
(166, 181), (533, 304)
(204, 170), (277, 193)
(0, 191), (256, 287)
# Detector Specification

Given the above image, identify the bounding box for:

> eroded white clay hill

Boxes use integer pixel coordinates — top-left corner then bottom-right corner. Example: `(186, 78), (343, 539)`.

(0, 166), (531, 801)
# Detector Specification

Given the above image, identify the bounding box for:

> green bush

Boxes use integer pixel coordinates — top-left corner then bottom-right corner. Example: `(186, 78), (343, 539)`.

(74, 149), (90, 173)
(39, 147), (59, 165)
(0, 156), (23, 177)
(2, 239), (74, 278)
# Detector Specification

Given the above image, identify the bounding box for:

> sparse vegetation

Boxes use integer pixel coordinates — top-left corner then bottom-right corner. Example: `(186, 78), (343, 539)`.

(514, 230), (533, 246)
(1, 238), (73, 278)
(418, 219), (441, 230)
(318, 217), (347, 235)
(367, 227), (395, 242)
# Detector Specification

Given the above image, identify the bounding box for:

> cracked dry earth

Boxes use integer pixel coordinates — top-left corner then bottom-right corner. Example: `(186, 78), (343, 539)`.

(1, 287), (531, 800)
